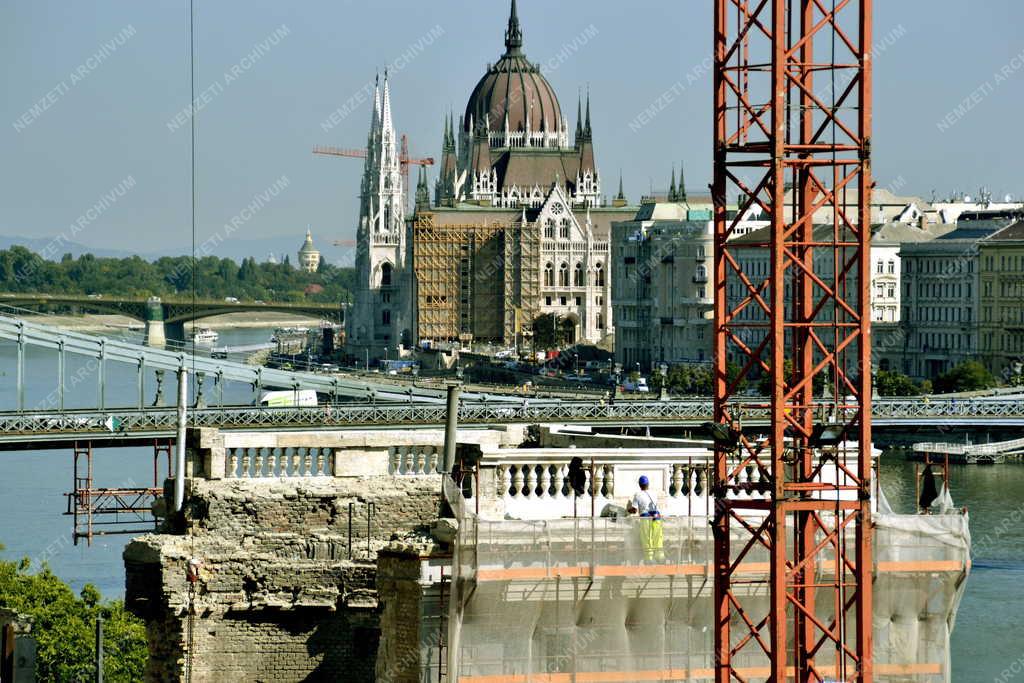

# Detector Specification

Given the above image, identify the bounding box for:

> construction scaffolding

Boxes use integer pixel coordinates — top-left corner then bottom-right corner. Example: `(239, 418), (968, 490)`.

(446, 499), (970, 682)
(413, 212), (539, 346)
(64, 439), (170, 545)
(413, 213), (507, 344)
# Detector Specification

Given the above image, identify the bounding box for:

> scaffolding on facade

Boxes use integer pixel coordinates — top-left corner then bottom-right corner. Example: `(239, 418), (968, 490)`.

(413, 213), (527, 345)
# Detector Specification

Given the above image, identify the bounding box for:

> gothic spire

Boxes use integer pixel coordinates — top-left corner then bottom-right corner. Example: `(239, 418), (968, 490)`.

(584, 89), (592, 139)
(669, 166), (677, 201)
(617, 171), (626, 201)
(370, 72), (381, 131)
(575, 94), (583, 144)
(505, 0), (523, 54)
(415, 165), (430, 213)
(380, 70), (394, 138)
(678, 161), (687, 202)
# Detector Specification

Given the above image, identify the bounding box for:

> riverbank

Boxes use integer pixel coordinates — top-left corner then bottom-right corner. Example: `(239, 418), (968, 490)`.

(20, 312), (325, 334)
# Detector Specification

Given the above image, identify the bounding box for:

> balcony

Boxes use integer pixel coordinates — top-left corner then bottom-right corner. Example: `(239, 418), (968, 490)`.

(692, 274), (708, 284)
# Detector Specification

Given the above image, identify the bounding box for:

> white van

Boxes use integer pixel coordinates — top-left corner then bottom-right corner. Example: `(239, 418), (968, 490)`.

(259, 390), (318, 407)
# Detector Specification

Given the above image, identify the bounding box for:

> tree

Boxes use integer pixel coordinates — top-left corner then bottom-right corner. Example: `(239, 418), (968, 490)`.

(933, 360), (996, 394)
(531, 313), (570, 350)
(0, 544), (147, 681)
(875, 369), (921, 396)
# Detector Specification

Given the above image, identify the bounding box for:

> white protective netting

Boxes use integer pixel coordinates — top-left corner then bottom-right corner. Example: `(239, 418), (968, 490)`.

(446, 507), (969, 682)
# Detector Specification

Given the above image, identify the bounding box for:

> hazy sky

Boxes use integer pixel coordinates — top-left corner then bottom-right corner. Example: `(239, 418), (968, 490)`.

(1, 0), (1022, 256)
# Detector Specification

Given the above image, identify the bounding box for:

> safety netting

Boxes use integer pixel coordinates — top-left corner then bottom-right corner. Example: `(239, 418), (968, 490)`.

(445, 480), (970, 683)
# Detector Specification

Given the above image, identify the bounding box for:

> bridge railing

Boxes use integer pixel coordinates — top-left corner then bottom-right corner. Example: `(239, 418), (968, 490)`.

(1, 397), (1024, 440)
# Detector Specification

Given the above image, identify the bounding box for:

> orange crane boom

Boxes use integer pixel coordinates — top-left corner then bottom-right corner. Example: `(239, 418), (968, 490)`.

(313, 134), (434, 212)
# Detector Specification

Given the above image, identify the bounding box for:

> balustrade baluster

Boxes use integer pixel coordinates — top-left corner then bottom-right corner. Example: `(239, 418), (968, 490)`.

(524, 465), (537, 498)
(499, 465), (512, 497)
(241, 449), (251, 478)
(558, 464), (569, 497)
(290, 448), (301, 476)
(512, 466), (524, 498)
(267, 449), (278, 477)
(303, 448), (312, 476)
(388, 447), (399, 475)
(603, 465), (614, 497)
(227, 449), (239, 478)
(671, 465), (683, 498)
(315, 449), (325, 476)
(592, 466), (604, 498)
(538, 466), (551, 498)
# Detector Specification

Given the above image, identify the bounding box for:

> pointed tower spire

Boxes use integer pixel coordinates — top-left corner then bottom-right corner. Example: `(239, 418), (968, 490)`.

(584, 89), (592, 139)
(617, 171), (626, 201)
(669, 166), (677, 201)
(505, 0), (523, 54)
(678, 161), (687, 202)
(575, 94), (583, 144)
(380, 69), (393, 137)
(415, 165), (431, 213)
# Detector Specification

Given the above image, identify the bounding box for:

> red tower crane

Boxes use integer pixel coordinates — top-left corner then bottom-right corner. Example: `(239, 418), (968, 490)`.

(712, 1), (874, 681)
(313, 134), (435, 214)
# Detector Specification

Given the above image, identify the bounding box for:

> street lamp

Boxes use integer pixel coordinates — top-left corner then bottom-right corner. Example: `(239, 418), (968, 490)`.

(613, 362), (622, 401)
(573, 352), (579, 377)
(659, 362), (669, 401)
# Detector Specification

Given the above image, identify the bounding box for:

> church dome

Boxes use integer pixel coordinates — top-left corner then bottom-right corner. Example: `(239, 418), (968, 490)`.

(463, 0), (562, 135)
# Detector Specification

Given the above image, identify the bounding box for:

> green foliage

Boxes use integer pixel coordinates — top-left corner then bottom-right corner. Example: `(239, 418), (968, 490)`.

(0, 247), (355, 305)
(934, 360), (997, 394)
(874, 369), (922, 396)
(0, 550), (147, 681)
(649, 362), (744, 396)
(531, 313), (572, 350)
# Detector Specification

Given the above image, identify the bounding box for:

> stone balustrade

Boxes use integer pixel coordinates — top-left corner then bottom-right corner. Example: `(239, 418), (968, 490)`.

(225, 446), (333, 478)
(388, 446), (443, 475)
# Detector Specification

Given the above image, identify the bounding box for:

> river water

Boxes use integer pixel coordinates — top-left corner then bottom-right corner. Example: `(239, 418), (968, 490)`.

(0, 331), (1019, 679)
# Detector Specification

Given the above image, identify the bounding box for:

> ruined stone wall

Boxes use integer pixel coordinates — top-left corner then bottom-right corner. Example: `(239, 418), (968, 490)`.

(125, 475), (442, 682)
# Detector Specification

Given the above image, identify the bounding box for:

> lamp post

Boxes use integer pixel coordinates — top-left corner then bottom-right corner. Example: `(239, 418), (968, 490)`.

(573, 352), (579, 377)
(613, 362), (622, 401)
(659, 362), (669, 401)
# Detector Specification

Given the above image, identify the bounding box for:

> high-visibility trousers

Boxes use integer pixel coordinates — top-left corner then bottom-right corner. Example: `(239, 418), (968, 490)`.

(638, 516), (665, 561)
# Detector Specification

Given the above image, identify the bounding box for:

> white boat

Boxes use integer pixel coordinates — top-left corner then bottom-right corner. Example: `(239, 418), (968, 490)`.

(192, 328), (219, 345)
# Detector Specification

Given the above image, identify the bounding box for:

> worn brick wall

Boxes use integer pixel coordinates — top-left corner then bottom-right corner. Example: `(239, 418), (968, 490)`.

(125, 474), (442, 682)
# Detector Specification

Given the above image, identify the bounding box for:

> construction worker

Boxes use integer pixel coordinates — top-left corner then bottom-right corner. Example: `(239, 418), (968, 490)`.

(627, 475), (665, 562)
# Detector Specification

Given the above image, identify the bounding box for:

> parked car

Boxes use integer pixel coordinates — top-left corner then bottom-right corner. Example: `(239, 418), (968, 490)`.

(224, 296), (240, 304)
(622, 377), (650, 393)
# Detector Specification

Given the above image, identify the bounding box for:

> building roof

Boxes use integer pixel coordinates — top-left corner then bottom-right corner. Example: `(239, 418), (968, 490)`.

(870, 221), (953, 245)
(464, 1), (562, 135)
(984, 220), (1024, 242)
(299, 229), (318, 254)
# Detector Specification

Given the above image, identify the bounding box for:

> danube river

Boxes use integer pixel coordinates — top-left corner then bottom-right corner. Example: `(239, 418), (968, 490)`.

(0, 330), (1019, 679)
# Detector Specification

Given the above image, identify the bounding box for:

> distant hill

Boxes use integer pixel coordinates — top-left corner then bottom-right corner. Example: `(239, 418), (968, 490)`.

(0, 233), (356, 267)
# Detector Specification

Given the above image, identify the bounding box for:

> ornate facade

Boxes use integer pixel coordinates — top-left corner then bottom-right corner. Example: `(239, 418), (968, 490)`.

(414, 0), (632, 348)
(346, 72), (412, 359)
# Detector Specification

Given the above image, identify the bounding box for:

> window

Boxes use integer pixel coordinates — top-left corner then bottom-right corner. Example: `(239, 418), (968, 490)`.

(887, 286), (895, 298)
(876, 261), (883, 274)
(382, 292), (391, 303)
(594, 262), (605, 287)
(597, 312), (605, 329)
(559, 218), (571, 240)
(575, 297), (582, 306)
(380, 263), (393, 287)
(887, 260), (895, 274)
(544, 262), (554, 287)
(381, 309), (391, 326)
(560, 296), (567, 306)
(573, 262), (585, 286)
(559, 262), (570, 287)
(544, 219), (555, 239)
(545, 296), (552, 305)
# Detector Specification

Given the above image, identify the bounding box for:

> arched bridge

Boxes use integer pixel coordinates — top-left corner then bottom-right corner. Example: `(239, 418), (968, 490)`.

(0, 293), (345, 346)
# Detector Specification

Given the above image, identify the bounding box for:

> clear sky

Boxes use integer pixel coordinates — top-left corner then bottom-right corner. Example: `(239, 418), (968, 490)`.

(1, 0), (1022, 256)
